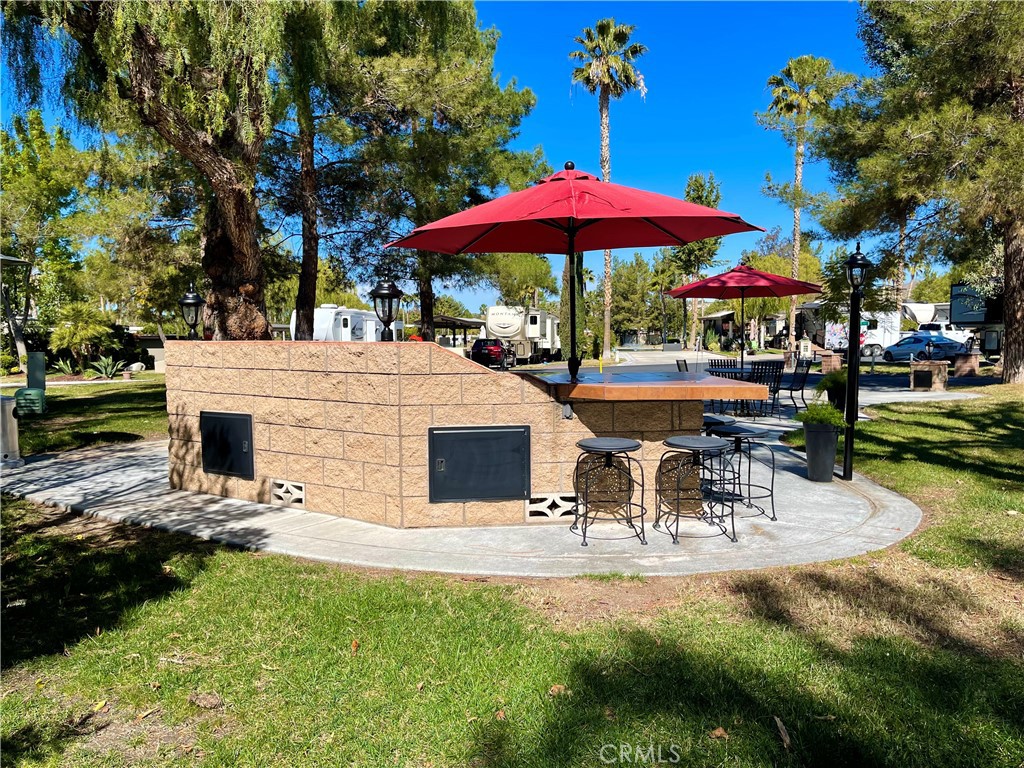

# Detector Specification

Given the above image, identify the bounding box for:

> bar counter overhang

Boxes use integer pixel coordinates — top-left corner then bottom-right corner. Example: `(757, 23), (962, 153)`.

(164, 341), (768, 529)
(522, 369), (768, 402)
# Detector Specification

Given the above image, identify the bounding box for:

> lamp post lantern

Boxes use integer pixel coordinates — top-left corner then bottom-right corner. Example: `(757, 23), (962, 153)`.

(925, 339), (935, 360)
(842, 243), (871, 481)
(370, 279), (403, 341)
(178, 282), (206, 340)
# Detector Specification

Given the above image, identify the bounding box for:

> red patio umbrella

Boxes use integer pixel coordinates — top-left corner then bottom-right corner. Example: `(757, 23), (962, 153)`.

(667, 265), (822, 368)
(387, 162), (762, 380)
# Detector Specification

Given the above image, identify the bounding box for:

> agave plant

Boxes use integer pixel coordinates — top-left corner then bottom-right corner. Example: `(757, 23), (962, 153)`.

(89, 355), (126, 379)
(51, 358), (77, 376)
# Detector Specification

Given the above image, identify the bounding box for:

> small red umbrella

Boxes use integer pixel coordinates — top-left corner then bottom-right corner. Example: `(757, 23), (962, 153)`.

(388, 163), (762, 379)
(668, 265), (821, 368)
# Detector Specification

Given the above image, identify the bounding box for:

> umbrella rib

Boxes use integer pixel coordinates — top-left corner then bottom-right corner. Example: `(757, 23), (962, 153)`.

(640, 218), (689, 244)
(450, 223), (505, 254)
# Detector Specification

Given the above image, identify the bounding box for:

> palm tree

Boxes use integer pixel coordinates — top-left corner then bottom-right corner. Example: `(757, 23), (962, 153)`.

(762, 55), (845, 352)
(48, 302), (115, 372)
(570, 18), (647, 361)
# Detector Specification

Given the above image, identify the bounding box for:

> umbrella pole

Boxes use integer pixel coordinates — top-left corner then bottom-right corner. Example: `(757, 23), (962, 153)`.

(567, 226), (581, 382)
(740, 292), (746, 370)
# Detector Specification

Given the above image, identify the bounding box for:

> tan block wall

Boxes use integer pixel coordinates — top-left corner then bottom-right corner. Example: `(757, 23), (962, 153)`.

(165, 341), (701, 528)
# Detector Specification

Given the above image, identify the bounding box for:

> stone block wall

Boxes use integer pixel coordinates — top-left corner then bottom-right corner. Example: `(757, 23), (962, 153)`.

(165, 341), (702, 528)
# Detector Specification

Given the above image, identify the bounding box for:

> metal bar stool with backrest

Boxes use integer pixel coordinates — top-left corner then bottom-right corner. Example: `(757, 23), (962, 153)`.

(705, 423), (777, 521)
(779, 358), (812, 413)
(571, 437), (647, 547)
(654, 435), (738, 543)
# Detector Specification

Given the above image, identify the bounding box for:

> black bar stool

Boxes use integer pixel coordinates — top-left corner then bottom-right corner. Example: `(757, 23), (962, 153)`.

(654, 435), (737, 543)
(571, 437), (647, 547)
(702, 413), (736, 433)
(705, 424), (777, 521)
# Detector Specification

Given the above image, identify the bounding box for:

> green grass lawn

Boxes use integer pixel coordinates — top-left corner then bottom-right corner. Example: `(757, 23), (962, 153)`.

(1, 382), (1022, 767)
(13, 375), (168, 455)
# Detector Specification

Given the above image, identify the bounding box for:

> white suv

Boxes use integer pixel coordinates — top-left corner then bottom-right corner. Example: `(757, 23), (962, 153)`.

(917, 323), (972, 345)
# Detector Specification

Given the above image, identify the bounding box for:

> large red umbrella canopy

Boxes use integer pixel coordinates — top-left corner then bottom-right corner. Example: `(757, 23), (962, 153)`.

(667, 265), (821, 300)
(387, 166), (762, 255)
(668, 265), (821, 367)
(387, 163), (762, 379)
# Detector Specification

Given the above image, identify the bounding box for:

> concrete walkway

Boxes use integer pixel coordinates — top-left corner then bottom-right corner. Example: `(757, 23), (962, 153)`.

(3, 435), (923, 577)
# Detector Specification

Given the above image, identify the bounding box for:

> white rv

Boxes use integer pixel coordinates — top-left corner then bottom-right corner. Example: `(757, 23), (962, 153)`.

(288, 304), (402, 342)
(799, 302), (901, 356)
(484, 306), (561, 363)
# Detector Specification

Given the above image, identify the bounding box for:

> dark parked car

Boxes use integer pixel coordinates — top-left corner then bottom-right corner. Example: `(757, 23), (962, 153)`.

(471, 338), (515, 368)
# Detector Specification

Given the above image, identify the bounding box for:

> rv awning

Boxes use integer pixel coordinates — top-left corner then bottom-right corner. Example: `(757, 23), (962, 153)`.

(701, 310), (734, 320)
(432, 315), (485, 331)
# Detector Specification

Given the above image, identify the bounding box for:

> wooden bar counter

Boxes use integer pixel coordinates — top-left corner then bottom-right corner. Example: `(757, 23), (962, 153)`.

(522, 369), (768, 403)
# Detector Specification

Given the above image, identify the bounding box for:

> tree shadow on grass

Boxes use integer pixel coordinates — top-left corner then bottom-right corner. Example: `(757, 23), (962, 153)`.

(0, 499), (220, 670)
(469, 624), (1024, 768)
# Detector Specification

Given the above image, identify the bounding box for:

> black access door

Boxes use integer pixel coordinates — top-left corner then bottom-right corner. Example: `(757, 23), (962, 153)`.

(428, 426), (530, 502)
(199, 411), (255, 480)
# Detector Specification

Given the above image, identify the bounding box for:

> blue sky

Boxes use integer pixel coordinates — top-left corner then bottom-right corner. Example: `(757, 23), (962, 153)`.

(451, 0), (871, 311)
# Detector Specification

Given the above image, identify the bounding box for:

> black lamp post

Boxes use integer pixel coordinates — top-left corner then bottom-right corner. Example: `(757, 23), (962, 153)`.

(925, 339), (935, 361)
(178, 282), (206, 340)
(842, 243), (871, 481)
(370, 279), (403, 341)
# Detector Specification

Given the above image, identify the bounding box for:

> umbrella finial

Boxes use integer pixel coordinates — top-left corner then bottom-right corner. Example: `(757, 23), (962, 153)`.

(564, 161), (575, 171)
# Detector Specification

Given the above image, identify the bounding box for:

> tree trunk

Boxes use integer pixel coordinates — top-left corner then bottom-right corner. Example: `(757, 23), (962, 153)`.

(128, 24), (270, 340)
(1, 288), (28, 363)
(599, 87), (613, 361)
(201, 199), (270, 340)
(293, 90), (319, 341)
(418, 269), (435, 341)
(895, 215), (908, 314)
(1002, 218), (1023, 384)
(788, 133), (805, 353)
(155, 320), (167, 344)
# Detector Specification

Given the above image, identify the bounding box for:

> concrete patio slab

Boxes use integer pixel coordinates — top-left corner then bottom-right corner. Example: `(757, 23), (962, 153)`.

(2, 434), (922, 577)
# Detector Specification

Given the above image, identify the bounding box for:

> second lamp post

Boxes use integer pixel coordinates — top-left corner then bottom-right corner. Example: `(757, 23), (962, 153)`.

(842, 243), (871, 481)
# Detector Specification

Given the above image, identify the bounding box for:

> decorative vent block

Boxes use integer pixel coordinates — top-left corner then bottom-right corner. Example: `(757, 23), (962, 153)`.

(527, 493), (577, 520)
(272, 480), (305, 508)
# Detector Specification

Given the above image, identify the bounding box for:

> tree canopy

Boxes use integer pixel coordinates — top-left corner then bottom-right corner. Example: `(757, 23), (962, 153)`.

(813, 2), (1024, 381)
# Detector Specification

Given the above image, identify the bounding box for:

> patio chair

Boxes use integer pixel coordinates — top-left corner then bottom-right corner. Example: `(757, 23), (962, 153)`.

(705, 357), (739, 413)
(779, 358), (812, 413)
(675, 359), (689, 372)
(747, 360), (784, 418)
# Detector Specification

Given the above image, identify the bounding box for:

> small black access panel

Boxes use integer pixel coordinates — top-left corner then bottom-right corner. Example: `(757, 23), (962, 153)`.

(199, 411), (254, 480)
(428, 425), (530, 503)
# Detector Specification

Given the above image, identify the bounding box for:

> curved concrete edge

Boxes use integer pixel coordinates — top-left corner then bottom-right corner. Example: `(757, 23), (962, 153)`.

(1, 441), (923, 578)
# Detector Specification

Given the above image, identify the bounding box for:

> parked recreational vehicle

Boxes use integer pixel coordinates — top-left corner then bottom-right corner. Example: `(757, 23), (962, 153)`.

(798, 302), (901, 356)
(288, 304), (403, 342)
(484, 306), (562, 363)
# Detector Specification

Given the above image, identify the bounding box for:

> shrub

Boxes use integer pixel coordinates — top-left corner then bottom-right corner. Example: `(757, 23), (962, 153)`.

(0, 353), (16, 372)
(794, 402), (847, 428)
(814, 367), (848, 399)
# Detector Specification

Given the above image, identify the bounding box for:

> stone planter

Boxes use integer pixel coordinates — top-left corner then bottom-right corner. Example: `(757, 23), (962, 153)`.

(804, 424), (839, 482)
